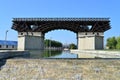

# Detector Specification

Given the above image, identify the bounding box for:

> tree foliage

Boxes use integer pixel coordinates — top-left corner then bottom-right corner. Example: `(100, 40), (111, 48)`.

(69, 43), (77, 49)
(44, 39), (62, 47)
(106, 36), (120, 49)
(116, 36), (120, 49)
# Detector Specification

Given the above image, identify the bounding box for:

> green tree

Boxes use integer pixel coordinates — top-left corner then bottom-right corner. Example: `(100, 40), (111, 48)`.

(69, 43), (77, 49)
(116, 36), (120, 49)
(106, 37), (117, 49)
(44, 39), (62, 47)
(44, 39), (49, 47)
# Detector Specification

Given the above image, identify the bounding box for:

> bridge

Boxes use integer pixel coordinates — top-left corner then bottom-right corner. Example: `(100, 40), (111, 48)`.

(12, 18), (111, 50)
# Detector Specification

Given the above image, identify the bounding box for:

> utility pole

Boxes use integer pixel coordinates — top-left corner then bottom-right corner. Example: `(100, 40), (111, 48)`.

(5, 30), (9, 41)
(49, 37), (52, 56)
(4, 30), (9, 49)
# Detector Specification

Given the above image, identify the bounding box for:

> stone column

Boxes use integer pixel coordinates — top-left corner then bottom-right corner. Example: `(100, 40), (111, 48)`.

(18, 32), (44, 50)
(77, 32), (104, 50)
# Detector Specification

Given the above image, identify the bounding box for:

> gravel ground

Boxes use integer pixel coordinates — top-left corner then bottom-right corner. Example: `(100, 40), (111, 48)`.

(0, 59), (120, 80)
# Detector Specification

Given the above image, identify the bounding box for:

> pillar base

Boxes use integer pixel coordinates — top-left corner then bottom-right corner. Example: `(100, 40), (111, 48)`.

(18, 32), (44, 50)
(77, 32), (104, 50)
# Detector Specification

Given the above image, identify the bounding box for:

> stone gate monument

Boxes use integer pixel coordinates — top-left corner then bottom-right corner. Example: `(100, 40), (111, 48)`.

(12, 18), (111, 50)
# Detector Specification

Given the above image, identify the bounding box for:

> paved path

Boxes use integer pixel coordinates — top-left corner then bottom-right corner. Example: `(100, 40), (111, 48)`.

(71, 50), (120, 58)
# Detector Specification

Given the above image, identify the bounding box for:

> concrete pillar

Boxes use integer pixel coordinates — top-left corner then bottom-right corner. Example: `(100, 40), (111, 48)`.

(77, 32), (104, 50)
(18, 32), (44, 50)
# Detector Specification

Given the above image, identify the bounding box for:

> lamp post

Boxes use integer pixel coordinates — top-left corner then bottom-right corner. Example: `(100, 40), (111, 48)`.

(4, 30), (8, 49)
(5, 30), (9, 41)
(50, 37), (52, 49)
(49, 37), (52, 56)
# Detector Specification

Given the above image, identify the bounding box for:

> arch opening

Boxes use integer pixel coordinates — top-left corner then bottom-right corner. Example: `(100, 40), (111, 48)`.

(45, 29), (77, 50)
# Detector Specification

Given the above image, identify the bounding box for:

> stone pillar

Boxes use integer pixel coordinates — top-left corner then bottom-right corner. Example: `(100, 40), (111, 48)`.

(18, 32), (44, 50)
(77, 32), (104, 50)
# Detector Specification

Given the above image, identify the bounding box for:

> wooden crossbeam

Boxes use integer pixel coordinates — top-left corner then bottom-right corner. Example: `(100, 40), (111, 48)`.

(12, 18), (111, 33)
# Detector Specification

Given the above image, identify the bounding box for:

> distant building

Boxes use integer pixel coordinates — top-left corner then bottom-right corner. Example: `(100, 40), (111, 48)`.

(0, 40), (17, 50)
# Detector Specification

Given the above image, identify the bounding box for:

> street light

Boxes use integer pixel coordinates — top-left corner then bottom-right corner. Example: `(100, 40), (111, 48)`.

(4, 30), (9, 49)
(49, 37), (52, 49)
(5, 30), (9, 41)
(49, 37), (52, 56)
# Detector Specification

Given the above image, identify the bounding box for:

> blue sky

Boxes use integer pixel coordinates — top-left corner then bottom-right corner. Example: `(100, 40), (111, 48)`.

(0, 0), (120, 45)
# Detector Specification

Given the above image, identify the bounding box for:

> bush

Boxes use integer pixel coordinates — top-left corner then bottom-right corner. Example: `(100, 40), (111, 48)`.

(106, 36), (120, 49)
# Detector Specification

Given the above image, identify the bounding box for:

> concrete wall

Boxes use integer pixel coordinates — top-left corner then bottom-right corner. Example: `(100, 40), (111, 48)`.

(18, 32), (44, 50)
(0, 50), (29, 59)
(95, 36), (103, 49)
(71, 50), (120, 58)
(24, 36), (44, 50)
(78, 36), (95, 50)
(77, 32), (104, 50)
(18, 36), (25, 50)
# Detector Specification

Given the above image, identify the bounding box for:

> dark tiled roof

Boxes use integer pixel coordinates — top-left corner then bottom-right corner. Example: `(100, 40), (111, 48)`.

(0, 40), (17, 46)
(13, 18), (110, 21)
